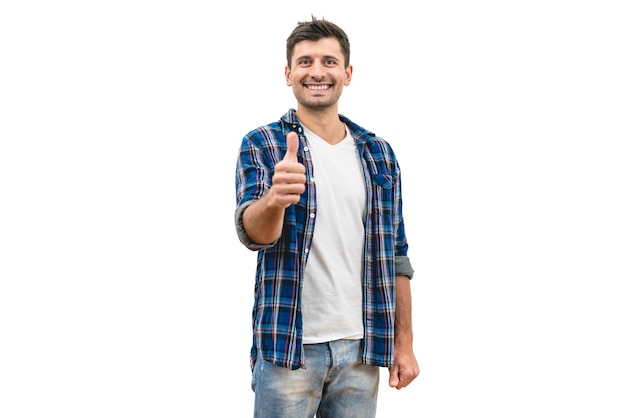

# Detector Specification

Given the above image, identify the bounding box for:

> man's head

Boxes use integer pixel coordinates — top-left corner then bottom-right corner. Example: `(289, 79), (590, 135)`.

(286, 16), (350, 69)
(284, 17), (353, 112)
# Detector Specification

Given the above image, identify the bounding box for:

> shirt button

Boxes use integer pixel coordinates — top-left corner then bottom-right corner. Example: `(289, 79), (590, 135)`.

(310, 177), (315, 183)
(304, 248), (309, 253)
(309, 213), (315, 218)
(303, 146), (309, 152)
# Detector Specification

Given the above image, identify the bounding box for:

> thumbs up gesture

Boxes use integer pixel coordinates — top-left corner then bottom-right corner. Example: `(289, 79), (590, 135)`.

(270, 131), (306, 208)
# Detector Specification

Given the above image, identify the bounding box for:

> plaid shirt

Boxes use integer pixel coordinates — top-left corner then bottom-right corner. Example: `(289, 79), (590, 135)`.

(235, 109), (413, 370)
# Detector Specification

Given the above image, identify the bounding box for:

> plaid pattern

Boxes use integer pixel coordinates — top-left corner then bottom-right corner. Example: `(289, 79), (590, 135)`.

(235, 109), (411, 370)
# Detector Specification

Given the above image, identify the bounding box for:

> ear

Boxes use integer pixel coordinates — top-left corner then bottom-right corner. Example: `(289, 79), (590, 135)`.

(344, 64), (353, 86)
(285, 65), (292, 86)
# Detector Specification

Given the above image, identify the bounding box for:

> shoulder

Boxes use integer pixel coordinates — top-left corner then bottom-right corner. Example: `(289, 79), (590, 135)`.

(243, 121), (283, 144)
(340, 114), (391, 146)
(341, 115), (397, 159)
(242, 109), (297, 148)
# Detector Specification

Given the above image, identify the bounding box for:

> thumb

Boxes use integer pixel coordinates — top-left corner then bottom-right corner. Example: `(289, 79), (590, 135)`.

(388, 365), (400, 388)
(283, 131), (299, 162)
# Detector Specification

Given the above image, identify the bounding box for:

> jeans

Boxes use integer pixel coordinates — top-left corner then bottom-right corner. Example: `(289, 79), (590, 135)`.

(251, 339), (380, 418)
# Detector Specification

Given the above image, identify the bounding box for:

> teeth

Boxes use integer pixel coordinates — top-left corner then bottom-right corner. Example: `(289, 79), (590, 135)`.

(308, 85), (329, 90)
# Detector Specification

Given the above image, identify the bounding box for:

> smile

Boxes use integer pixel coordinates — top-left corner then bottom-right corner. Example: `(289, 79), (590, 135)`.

(307, 84), (330, 90)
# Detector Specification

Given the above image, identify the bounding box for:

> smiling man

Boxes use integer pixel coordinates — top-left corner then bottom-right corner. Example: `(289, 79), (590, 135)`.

(286, 36), (350, 120)
(235, 16), (420, 418)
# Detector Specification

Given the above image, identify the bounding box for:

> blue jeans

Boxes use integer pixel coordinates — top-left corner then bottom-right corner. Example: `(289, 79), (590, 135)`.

(251, 339), (380, 418)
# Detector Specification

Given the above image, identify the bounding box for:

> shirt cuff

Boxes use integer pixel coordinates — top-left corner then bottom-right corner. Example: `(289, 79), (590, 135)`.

(395, 255), (414, 279)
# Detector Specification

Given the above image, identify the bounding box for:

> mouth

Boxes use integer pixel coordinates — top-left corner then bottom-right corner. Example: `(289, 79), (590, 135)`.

(305, 84), (331, 91)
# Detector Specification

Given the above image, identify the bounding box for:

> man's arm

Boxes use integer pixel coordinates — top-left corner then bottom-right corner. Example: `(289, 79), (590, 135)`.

(388, 275), (420, 389)
(242, 132), (305, 244)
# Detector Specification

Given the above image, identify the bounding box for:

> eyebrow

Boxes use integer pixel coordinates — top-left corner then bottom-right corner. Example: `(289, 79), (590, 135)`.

(295, 54), (340, 62)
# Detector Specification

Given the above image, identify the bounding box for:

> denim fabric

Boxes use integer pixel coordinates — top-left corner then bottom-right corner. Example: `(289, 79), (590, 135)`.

(251, 339), (379, 418)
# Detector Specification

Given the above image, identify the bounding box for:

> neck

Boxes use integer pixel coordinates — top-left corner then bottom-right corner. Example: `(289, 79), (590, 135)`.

(296, 106), (345, 145)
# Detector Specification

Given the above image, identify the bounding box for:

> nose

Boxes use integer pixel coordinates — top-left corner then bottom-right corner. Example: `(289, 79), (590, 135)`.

(309, 61), (325, 79)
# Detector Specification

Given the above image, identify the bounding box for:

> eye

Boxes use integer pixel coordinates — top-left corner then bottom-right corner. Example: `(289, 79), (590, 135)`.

(325, 59), (338, 66)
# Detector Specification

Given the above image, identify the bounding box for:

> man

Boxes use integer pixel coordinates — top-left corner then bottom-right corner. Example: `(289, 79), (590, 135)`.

(235, 16), (419, 417)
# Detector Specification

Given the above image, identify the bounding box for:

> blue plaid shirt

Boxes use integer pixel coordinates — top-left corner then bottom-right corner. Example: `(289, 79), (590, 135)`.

(235, 109), (414, 370)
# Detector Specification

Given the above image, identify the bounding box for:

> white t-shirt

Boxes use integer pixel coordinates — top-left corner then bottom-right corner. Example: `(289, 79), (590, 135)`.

(301, 124), (366, 344)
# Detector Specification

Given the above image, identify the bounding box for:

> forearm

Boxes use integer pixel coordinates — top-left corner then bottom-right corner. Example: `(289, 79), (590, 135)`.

(395, 275), (413, 350)
(242, 194), (286, 245)
(388, 274), (420, 389)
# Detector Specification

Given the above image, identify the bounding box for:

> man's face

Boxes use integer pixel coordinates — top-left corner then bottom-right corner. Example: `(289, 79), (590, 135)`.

(285, 37), (352, 111)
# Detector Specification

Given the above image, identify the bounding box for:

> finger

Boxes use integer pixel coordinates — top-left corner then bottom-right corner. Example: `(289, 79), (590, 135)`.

(283, 131), (299, 163)
(388, 366), (399, 388)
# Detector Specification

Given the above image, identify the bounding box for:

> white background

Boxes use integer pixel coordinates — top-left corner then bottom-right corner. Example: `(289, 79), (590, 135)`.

(1, 1), (625, 417)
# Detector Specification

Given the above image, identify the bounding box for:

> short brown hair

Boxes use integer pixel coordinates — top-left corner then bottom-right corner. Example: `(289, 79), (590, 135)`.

(286, 16), (351, 69)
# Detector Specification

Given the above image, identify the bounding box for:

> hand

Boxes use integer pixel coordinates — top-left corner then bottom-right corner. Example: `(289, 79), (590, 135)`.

(388, 348), (420, 390)
(270, 131), (306, 208)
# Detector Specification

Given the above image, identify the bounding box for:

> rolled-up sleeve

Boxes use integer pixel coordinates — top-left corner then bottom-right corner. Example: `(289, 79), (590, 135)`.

(234, 200), (278, 251)
(395, 255), (414, 279)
